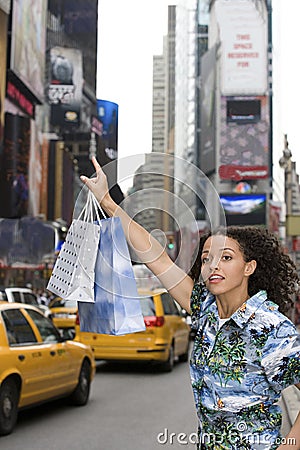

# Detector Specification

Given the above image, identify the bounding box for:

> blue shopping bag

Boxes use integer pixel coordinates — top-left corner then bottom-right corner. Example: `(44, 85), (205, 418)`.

(77, 216), (146, 335)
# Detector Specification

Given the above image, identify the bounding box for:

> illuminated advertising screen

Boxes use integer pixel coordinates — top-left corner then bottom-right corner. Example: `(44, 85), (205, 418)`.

(48, 47), (83, 128)
(10, 0), (47, 101)
(96, 99), (119, 187)
(220, 194), (266, 226)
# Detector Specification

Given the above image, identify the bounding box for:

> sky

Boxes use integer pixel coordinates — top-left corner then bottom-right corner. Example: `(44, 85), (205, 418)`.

(97, 0), (300, 185)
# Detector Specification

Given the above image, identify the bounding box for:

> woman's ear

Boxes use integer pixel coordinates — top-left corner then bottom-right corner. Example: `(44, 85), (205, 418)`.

(244, 260), (257, 277)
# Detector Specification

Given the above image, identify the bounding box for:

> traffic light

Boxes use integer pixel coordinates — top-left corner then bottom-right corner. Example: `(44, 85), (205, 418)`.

(167, 236), (175, 250)
(166, 234), (176, 260)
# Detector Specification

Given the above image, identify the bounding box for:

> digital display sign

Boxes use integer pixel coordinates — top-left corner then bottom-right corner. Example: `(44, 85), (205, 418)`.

(220, 194), (266, 226)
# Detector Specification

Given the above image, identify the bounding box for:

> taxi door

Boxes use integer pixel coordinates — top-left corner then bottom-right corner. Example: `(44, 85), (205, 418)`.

(1, 308), (50, 407)
(24, 309), (75, 397)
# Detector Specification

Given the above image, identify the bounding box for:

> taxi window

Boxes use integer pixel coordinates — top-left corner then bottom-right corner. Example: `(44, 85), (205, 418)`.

(139, 296), (156, 316)
(26, 309), (61, 343)
(23, 293), (39, 306)
(2, 309), (37, 345)
(12, 291), (22, 302)
(160, 292), (180, 316)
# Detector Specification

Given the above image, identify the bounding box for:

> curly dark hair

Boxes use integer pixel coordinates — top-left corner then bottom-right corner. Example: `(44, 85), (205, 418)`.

(189, 226), (300, 314)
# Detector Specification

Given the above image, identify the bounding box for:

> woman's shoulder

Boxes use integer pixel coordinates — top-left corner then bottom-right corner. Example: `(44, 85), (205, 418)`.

(258, 296), (297, 334)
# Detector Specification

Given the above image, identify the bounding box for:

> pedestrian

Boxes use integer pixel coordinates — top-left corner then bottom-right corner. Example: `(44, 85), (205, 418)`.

(80, 157), (300, 450)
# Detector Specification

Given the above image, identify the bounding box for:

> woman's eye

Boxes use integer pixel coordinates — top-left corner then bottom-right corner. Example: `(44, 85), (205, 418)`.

(201, 257), (209, 264)
(222, 255), (232, 261)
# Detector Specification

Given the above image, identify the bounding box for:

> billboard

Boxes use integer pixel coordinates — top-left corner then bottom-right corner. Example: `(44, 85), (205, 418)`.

(219, 96), (269, 180)
(10, 0), (47, 101)
(48, 47), (83, 128)
(220, 193), (267, 226)
(96, 100), (118, 186)
(215, 0), (268, 95)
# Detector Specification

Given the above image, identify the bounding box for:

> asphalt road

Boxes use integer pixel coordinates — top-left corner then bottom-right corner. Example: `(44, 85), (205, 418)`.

(1, 358), (198, 450)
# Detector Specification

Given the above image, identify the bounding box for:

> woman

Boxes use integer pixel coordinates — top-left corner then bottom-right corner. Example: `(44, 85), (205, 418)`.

(81, 157), (300, 449)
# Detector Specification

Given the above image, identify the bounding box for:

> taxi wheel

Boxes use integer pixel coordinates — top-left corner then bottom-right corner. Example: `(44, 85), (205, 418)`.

(0, 379), (19, 436)
(69, 360), (91, 406)
(161, 343), (175, 372)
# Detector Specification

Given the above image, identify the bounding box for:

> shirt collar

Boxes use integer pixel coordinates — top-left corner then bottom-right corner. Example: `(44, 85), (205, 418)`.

(231, 290), (272, 328)
(203, 290), (273, 329)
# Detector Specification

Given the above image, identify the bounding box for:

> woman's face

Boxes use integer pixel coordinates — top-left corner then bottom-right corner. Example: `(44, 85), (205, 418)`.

(200, 235), (256, 297)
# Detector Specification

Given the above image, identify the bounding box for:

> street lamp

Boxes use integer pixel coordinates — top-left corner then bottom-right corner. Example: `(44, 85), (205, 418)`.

(279, 134), (300, 322)
(279, 134), (292, 217)
(279, 134), (300, 273)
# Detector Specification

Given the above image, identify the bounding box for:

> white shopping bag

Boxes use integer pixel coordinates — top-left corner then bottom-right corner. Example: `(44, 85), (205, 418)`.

(47, 192), (101, 302)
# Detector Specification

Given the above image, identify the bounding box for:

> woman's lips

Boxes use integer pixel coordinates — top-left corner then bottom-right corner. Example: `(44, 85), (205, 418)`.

(208, 275), (224, 284)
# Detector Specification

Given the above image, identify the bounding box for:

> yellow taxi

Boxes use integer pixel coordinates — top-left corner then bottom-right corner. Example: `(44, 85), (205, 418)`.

(0, 302), (95, 436)
(74, 288), (190, 372)
(49, 297), (77, 339)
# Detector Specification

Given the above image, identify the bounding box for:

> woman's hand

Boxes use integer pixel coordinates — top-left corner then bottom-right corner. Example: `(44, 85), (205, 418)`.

(80, 156), (110, 205)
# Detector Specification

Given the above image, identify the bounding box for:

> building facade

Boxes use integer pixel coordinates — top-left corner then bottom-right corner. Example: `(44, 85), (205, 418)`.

(206, 0), (272, 229)
(0, 1), (123, 285)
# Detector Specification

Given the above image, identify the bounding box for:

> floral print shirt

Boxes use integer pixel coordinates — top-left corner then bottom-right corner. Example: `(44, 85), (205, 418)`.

(190, 284), (300, 450)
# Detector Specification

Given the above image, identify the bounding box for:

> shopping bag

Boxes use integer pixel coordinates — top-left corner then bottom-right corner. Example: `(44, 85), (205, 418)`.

(77, 215), (146, 335)
(47, 192), (101, 302)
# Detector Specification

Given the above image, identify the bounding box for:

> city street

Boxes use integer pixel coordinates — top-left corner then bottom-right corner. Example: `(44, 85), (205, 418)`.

(1, 354), (299, 450)
(1, 359), (198, 450)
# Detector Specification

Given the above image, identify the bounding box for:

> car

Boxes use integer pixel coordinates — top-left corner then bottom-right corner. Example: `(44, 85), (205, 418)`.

(49, 297), (77, 339)
(0, 287), (52, 319)
(74, 288), (190, 372)
(0, 301), (95, 436)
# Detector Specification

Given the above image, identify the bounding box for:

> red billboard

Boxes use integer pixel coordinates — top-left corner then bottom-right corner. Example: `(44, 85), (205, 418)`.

(219, 96), (269, 180)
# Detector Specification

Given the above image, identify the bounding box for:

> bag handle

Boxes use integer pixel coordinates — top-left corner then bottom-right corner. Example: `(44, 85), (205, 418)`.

(90, 192), (107, 220)
(76, 190), (106, 224)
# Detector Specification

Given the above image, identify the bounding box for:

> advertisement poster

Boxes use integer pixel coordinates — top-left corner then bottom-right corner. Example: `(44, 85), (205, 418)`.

(10, 0), (47, 101)
(216, 0), (268, 95)
(219, 96), (269, 180)
(96, 99), (118, 185)
(49, 47), (83, 128)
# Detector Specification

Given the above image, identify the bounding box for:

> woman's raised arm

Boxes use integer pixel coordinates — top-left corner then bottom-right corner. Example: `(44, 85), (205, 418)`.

(80, 157), (194, 313)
